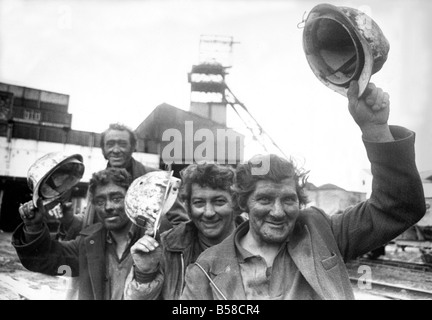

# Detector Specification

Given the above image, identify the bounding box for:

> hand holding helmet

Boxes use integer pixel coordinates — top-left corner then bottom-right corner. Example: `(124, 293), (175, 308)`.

(18, 195), (75, 232)
(347, 81), (393, 142)
(22, 152), (85, 229)
(47, 201), (75, 224)
(130, 235), (163, 274)
(18, 199), (46, 232)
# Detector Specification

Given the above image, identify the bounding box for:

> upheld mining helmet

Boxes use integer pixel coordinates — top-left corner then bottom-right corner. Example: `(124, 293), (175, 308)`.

(302, 3), (390, 97)
(125, 171), (181, 236)
(27, 152), (85, 207)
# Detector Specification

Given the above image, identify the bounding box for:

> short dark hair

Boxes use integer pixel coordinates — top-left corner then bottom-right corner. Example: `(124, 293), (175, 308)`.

(180, 163), (236, 205)
(89, 167), (132, 198)
(100, 123), (137, 150)
(233, 154), (309, 210)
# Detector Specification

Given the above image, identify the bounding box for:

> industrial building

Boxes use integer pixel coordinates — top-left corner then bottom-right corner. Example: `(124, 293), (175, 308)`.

(0, 59), (244, 232)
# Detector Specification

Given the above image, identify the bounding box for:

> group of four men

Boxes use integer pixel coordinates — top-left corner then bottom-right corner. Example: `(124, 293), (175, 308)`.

(13, 81), (426, 300)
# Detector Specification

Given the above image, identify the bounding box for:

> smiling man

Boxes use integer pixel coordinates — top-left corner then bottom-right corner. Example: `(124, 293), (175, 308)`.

(180, 82), (426, 300)
(98, 123), (188, 229)
(124, 163), (244, 300)
(12, 168), (150, 300)
(56, 123), (188, 241)
(101, 123), (145, 174)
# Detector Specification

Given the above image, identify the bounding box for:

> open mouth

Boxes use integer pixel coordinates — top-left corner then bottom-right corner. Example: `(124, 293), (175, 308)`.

(202, 220), (220, 229)
(265, 220), (286, 227)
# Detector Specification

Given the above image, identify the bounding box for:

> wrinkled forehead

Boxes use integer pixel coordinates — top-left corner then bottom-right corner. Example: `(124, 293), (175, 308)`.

(94, 182), (127, 198)
(191, 183), (232, 199)
(253, 178), (297, 194)
(104, 129), (131, 143)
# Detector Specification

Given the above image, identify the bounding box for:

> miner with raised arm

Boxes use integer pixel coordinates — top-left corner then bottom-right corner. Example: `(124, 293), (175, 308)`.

(180, 3), (426, 300)
(180, 80), (425, 300)
(12, 168), (156, 300)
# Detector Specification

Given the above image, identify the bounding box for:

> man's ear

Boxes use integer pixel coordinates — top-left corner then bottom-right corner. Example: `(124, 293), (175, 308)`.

(184, 200), (192, 218)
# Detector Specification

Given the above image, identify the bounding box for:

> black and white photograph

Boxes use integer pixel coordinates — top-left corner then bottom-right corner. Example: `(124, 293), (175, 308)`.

(0, 0), (431, 303)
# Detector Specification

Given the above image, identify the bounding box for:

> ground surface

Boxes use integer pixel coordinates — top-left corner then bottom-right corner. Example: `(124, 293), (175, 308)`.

(0, 230), (67, 300)
(347, 244), (432, 300)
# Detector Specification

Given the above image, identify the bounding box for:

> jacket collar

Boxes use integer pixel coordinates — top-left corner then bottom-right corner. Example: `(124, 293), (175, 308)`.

(163, 221), (198, 252)
(289, 213), (354, 300)
(79, 222), (104, 237)
(287, 221), (326, 299)
(208, 218), (337, 300)
(204, 222), (248, 299)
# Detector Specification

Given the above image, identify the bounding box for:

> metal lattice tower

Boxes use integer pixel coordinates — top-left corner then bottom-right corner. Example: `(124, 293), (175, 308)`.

(188, 35), (288, 159)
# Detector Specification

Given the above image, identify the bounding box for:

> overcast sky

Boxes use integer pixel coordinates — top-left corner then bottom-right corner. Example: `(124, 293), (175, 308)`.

(1, 0), (431, 193)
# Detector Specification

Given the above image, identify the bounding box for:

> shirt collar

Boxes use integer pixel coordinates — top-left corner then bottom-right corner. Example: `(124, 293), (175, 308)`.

(234, 221), (290, 263)
(106, 223), (139, 245)
(234, 222), (255, 263)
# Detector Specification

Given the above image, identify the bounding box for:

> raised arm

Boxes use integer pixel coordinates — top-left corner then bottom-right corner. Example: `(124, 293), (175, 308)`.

(330, 81), (425, 260)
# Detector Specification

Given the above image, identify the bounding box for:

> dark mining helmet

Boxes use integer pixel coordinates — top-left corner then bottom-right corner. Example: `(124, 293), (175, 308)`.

(302, 3), (390, 97)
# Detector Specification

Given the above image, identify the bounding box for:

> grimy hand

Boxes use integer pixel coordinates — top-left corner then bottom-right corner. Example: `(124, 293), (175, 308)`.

(47, 202), (74, 225)
(347, 81), (394, 142)
(130, 235), (162, 274)
(18, 199), (46, 232)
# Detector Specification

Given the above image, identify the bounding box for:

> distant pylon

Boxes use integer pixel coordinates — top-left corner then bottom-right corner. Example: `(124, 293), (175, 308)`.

(198, 34), (239, 67)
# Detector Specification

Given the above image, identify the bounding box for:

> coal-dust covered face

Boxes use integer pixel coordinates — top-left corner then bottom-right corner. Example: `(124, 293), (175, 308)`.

(102, 129), (134, 168)
(189, 184), (235, 246)
(93, 182), (130, 231)
(246, 178), (300, 245)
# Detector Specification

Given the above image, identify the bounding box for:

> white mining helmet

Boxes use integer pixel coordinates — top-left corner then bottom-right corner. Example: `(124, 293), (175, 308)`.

(302, 3), (390, 97)
(27, 152), (85, 207)
(125, 171), (181, 235)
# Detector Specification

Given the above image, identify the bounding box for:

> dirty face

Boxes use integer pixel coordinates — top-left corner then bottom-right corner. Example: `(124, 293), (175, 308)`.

(102, 129), (134, 168)
(246, 178), (300, 245)
(189, 184), (235, 246)
(93, 182), (130, 231)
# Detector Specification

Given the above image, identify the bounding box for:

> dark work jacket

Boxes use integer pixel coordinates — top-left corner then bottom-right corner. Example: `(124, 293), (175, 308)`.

(125, 216), (246, 300)
(12, 222), (145, 300)
(180, 126), (426, 300)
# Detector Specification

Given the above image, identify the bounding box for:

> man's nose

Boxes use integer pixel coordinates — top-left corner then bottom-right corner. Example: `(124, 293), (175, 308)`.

(203, 203), (216, 218)
(270, 199), (285, 218)
(111, 144), (121, 153)
(105, 199), (116, 211)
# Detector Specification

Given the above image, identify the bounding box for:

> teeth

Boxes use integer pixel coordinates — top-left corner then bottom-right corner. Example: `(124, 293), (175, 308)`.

(203, 221), (219, 227)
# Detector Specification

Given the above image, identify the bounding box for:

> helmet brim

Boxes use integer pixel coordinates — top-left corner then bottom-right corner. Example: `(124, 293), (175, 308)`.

(303, 3), (374, 98)
(29, 153), (84, 207)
